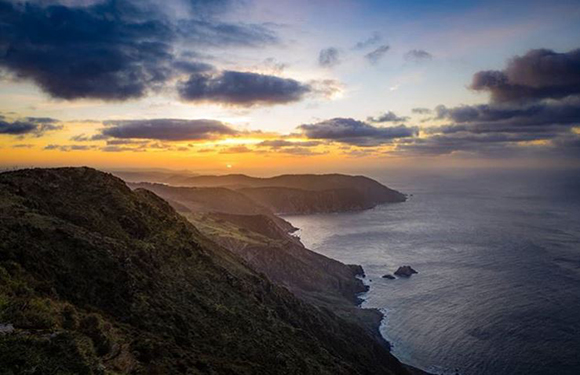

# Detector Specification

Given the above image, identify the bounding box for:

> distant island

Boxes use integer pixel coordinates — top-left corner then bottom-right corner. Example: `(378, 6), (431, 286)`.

(0, 167), (422, 374)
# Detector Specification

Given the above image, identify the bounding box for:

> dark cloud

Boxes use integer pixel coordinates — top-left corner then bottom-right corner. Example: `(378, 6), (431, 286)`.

(172, 60), (215, 74)
(12, 143), (34, 148)
(365, 45), (390, 64)
(178, 71), (311, 106)
(353, 32), (381, 50)
(0, 0), (174, 100)
(318, 47), (340, 68)
(298, 118), (417, 146)
(0, 0), (279, 101)
(176, 20), (278, 47)
(0, 118), (62, 137)
(433, 98), (580, 132)
(101, 119), (238, 141)
(367, 111), (408, 123)
(470, 48), (580, 103)
(25, 117), (59, 123)
(395, 132), (544, 156)
(404, 49), (433, 62)
(412, 107), (432, 115)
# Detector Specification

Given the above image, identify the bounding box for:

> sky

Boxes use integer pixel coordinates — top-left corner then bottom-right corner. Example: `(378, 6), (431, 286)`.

(1, 0), (580, 174)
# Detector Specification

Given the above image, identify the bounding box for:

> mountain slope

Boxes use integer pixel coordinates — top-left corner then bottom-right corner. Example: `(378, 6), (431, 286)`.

(127, 182), (297, 232)
(129, 183), (385, 341)
(0, 167), (409, 375)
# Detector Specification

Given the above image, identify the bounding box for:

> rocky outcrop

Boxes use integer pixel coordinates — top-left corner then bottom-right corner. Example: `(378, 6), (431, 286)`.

(394, 266), (418, 277)
(382, 274), (396, 280)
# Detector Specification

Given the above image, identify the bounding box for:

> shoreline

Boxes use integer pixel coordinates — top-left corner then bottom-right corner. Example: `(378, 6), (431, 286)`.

(288, 212), (434, 375)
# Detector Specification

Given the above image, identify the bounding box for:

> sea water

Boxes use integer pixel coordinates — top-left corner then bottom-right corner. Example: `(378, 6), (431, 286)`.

(285, 169), (580, 375)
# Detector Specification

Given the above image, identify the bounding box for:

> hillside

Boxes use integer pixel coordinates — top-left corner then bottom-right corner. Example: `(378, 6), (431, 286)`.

(128, 183), (385, 340)
(238, 186), (383, 214)
(127, 182), (297, 233)
(167, 173), (406, 214)
(0, 167), (409, 375)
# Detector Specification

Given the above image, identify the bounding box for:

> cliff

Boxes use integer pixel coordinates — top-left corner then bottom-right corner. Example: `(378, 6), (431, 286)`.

(0, 167), (409, 375)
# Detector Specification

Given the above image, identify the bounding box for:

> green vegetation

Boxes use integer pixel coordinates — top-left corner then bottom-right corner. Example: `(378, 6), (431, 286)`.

(0, 167), (409, 374)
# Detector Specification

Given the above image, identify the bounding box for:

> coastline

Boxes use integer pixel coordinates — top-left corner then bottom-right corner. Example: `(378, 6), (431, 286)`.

(289, 214), (435, 375)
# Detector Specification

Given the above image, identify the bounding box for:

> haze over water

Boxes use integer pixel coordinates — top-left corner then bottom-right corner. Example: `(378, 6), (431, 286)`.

(287, 169), (580, 375)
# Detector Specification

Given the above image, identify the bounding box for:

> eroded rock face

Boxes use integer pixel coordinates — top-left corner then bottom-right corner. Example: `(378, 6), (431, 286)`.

(394, 266), (418, 277)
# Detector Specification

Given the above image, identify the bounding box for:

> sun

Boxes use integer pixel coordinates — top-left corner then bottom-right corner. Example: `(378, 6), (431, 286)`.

(226, 164), (232, 169)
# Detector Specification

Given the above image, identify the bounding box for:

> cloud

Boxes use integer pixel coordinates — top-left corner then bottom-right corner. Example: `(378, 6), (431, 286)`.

(178, 71), (311, 106)
(433, 98), (580, 131)
(176, 19), (278, 47)
(353, 32), (381, 50)
(0, 118), (62, 137)
(365, 45), (390, 64)
(298, 118), (417, 146)
(318, 47), (340, 68)
(395, 132), (548, 156)
(172, 61), (215, 74)
(44, 144), (95, 151)
(470, 48), (580, 103)
(218, 145), (252, 154)
(0, 0), (280, 101)
(412, 107), (432, 115)
(257, 139), (322, 149)
(100, 145), (145, 152)
(0, 0), (174, 100)
(367, 111), (408, 123)
(404, 49), (433, 63)
(101, 119), (238, 141)
(400, 48), (580, 159)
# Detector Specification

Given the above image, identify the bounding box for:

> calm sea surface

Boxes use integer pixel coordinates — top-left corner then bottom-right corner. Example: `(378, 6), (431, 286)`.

(285, 169), (580, 375)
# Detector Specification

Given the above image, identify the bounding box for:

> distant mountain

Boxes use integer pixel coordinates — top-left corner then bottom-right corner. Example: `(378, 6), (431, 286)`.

(126, 173), (406, 215)
(238, 186), (386, 214)
(0, 168), (409, 375)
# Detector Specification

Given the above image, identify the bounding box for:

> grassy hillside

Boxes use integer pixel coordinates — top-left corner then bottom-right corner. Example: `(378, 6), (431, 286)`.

(0, 167), (409, 375)
(127, 182), (297, 232)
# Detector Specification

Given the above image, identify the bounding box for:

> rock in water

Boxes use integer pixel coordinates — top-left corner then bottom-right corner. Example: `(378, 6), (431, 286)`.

(382, 274), (396, 280)
(394, 266), (418, 277)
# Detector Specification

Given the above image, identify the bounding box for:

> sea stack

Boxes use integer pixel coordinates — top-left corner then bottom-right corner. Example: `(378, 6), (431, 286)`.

(394, 266), (418, 277)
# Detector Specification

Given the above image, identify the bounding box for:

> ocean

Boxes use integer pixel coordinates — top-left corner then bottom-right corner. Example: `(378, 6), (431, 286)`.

(285, 169), (580, 375)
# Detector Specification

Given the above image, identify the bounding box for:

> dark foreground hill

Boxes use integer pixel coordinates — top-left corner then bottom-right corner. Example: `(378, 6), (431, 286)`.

(0, 167), (409, 375)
